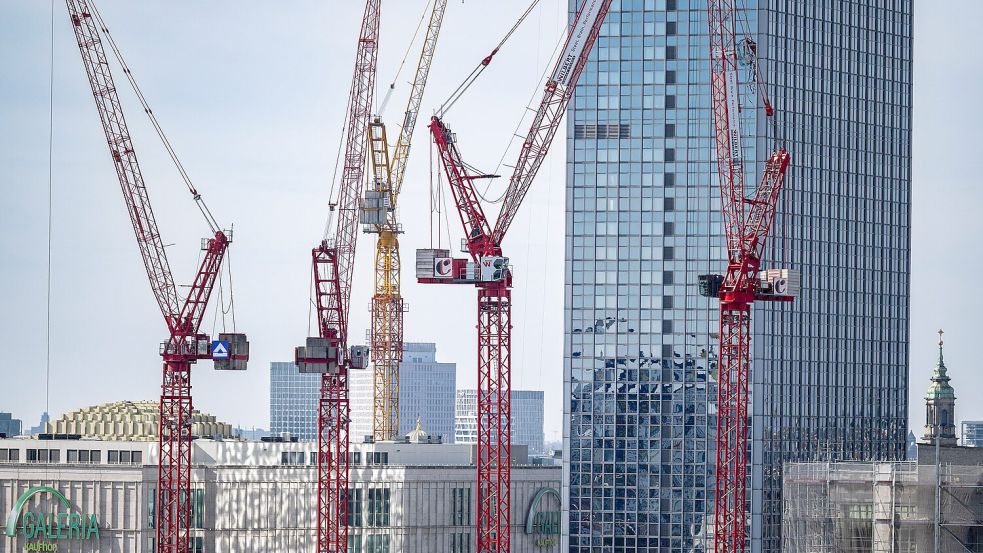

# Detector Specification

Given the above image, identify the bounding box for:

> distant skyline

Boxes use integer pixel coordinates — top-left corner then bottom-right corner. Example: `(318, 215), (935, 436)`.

(1, 1), (982, 442)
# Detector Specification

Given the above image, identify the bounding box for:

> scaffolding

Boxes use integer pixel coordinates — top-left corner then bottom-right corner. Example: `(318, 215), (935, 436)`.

(783, 461), (983, 552)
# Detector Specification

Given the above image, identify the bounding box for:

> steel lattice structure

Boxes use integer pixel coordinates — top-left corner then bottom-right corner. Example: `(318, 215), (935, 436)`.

(704, 1), (793, 552)
(366, 0), (448, 441)
(421, 1), (611, 550)
(295, 1), (380, 552)
(65, 2), (246, 552)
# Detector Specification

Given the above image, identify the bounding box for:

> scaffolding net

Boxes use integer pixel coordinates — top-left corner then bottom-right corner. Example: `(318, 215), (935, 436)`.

(783, 461), (983, 552)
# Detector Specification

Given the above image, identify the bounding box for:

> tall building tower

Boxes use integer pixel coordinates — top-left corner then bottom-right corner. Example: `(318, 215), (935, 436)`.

(350, 342), (457, 442)
(455, 389), (545, 454)
(922, 330), (957, 447)
(563, 2), (912, 552)
(270, 361), (321, 440)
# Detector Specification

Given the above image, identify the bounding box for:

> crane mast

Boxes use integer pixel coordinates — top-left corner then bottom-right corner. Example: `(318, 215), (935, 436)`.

(363, 0), (448, 442)
(419, 1), (611, 550)
(294, 1), (380, 552)
(65, 2), (248, 552)
(703, 2), (793, 553)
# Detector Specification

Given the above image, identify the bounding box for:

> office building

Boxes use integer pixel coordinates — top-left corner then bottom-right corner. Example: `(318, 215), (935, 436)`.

(270, 361), (321, 440)
(0, 436), (557, 552)
(563, 2), (912, 551)
(350, 342), (456, 442)
(456, 390), (546, 454)
(962, 421), (983, 448)
(0, 412), (21, 437)
(28, 412), (49, 436)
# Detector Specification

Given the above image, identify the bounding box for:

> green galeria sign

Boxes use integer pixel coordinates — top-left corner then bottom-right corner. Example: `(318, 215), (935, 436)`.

(4, 486), (100, 550)
(525, 487), (561, 547)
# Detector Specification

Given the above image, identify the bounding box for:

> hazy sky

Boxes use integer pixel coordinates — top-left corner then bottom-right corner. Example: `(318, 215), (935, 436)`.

(2, 1), (981, 443)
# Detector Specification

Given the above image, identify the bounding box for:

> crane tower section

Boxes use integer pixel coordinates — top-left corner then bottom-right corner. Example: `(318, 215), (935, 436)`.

(360, 0), (448, 442)
(701, 2), (795, 553)
(65, 2), (248, 552)
(417, 1), (612, 551)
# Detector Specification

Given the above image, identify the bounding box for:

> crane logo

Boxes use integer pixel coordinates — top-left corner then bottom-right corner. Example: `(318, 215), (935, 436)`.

(211, 341), (229, 359)
(4, 486), (100, 545)
(773, 277), (789, 295)
(434, 258), (454, 278)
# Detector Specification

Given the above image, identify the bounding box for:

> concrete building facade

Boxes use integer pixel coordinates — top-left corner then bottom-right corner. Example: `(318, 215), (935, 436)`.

(563, 1), (912, 551)
(46, 400), (234, 441)
(0, 437), (557, 553)
(456, 390), (546, 454)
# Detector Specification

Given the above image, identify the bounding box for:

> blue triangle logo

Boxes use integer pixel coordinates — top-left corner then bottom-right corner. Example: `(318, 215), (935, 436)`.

(212, 341), (229, 359)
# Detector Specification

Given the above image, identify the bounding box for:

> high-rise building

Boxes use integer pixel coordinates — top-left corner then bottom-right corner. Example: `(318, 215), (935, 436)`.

(0, 413), (21, 437)
(563, 2), (912, 552)
(455, 390), (545, 454)
(962, 422), (983, 448)
(350, 342), (457, 442)
(269, 362), (321, 441)
(28, 412), (49, 436)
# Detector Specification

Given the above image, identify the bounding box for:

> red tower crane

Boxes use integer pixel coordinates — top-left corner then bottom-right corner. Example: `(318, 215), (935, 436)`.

(293, 1), (380, 552)
(701, 2), (794, 552)
(65, 2), (248, 552)
(418, 1), (611, 551)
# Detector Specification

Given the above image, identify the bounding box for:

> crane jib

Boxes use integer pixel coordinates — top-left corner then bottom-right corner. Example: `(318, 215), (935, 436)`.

(551, 0), (607, 87)
(725, 69), (742, 163)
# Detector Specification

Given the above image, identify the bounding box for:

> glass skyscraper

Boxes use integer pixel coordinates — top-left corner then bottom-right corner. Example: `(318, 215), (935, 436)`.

(270, 361), (321, 441)
(563, 1), (912, 552)
(350, 342), (457, 442)
(455, 389), (546, 454)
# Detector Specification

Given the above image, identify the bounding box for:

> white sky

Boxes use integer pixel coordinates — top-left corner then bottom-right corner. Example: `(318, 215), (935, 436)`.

(1, 1), (981, 443)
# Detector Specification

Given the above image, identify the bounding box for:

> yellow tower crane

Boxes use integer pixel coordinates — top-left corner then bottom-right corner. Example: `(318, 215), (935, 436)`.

(362, 0), (448, 441)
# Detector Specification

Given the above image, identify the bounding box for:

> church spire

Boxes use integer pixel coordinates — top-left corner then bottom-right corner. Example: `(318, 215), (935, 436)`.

(923, 328), (957, 446)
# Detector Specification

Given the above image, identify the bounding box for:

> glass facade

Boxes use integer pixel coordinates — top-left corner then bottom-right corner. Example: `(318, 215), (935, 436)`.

(562, 1), (912, 552)
(455, 389), (546, 454)
(270, 361), (321, 441)
(350, 342), (457, 442)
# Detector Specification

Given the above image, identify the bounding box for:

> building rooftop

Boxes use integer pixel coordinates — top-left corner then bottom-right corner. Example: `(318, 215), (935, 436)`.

(46, 400), (235, 441)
